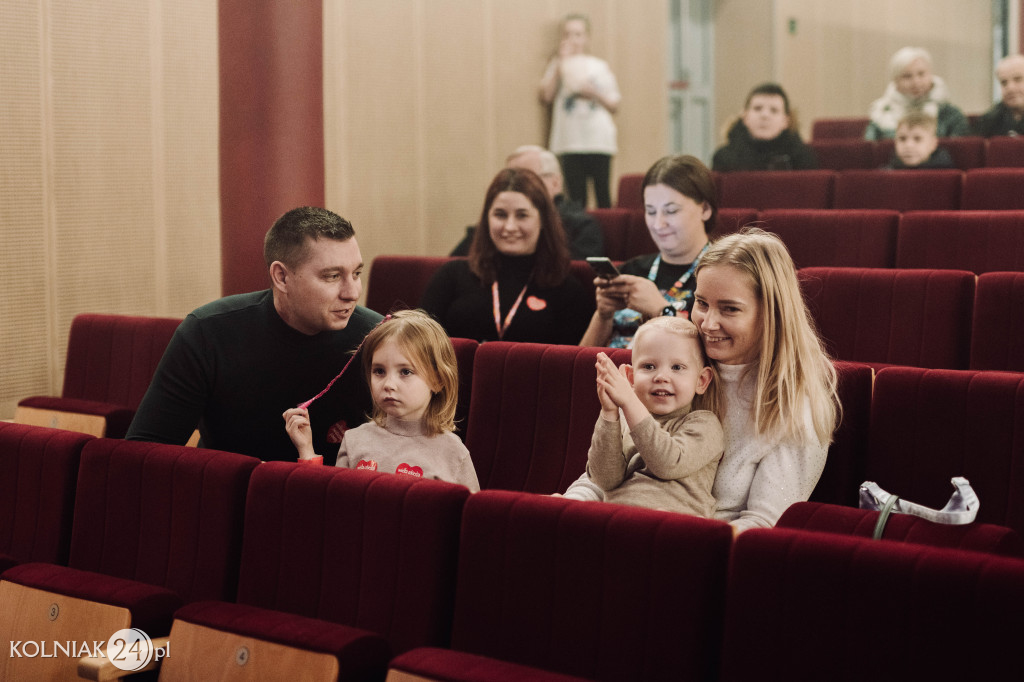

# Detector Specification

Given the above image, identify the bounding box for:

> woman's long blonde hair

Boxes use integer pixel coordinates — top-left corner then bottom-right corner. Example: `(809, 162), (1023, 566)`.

(696, 228), (839, 445)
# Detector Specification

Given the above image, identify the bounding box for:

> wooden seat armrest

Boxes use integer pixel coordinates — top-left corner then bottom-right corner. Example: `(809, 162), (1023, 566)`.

(77, 636), (170, 681)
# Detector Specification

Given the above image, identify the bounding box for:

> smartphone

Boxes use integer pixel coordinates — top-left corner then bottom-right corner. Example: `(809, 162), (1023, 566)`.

(586, 257), (620, 280)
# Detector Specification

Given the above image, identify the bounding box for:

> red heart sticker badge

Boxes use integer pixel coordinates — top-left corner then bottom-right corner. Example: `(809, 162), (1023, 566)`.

(356, 459), (378, 471)
(396, 463), (424, 478)
(526, 296), (547, 311)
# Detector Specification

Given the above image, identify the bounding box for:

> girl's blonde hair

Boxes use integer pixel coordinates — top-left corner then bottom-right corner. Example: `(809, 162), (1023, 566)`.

(632, 316), (721, 419)
(360, 310), (459, 436)
(695, 227), (839, 445)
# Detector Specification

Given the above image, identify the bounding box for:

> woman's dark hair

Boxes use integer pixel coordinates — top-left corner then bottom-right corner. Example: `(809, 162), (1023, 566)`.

(744, 82), (791, 114)
(641, 155), (718, 235)
(468, 167), (570, 288)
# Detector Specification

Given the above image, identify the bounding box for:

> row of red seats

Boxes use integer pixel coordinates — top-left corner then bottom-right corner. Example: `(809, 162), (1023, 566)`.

(617, 168), (1024, 212)
(811, 135), (1024, 170)
(367, 257), (1024, 371)
(3, 404), (1023, 679)
(590, 207), (1024, 268)
(18, 258), (1024, 448)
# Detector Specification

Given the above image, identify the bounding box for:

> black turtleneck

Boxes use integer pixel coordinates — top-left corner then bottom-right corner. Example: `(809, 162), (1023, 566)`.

(420, 254), (594, 344)
(712, 120), (818, 172)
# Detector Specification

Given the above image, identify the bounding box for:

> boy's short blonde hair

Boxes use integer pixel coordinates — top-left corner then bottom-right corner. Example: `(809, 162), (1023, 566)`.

(897, 110), (938, 134)
(632, 316), (720, 416)
(360, 310), (459, 436)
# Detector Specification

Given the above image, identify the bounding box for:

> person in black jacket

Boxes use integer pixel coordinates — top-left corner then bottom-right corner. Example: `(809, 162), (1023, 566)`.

(974, 54), (1024, 138)
(712, 83), (817, 172)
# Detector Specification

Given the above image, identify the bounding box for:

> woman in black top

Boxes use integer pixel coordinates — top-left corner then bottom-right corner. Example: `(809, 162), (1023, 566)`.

(421, 167), (593, 345)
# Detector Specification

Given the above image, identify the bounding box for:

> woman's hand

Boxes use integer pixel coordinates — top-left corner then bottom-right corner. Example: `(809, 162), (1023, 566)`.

(600, 275), (665, 320)
(282, 407), (316, 460)
(593, 276), (629, 320)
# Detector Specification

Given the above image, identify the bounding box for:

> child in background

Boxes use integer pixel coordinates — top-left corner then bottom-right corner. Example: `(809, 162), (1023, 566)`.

(586, 316), (723, 515)
(712, 82), (817, 171)
(283, 310), (480, 492)
(885, 110), (954, 169)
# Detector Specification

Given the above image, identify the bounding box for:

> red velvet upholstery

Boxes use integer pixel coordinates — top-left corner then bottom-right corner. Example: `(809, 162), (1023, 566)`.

(777, 501), (1024, 556)
(758, 209), (898, 268)
(808, 362), (874, 508)
(866, 367), (1024, 534)
(711, 208), (758, 239)
(440, 490), (732, 682)
(717, 170), (834, 209)
(465, 342), (631, 494)
(615, 173), (644, 209)
(587, 208), (633, 260)
(961, 167), (1024, 209)
(2, 562), (182, 636)
(811, 117), (869, 140)
(942, 136), (987, 169)
(16, 313), (182, 437)
(985, 135), (1024, 167)
(0, 422), (93, 567)
(970, 272), (1024, 371)
(391, 647), (592, 682)
(834, 169), (963, 210)
(896, 210), (1024, 273)
(366, 255), (455, 314)
(450, 337), (478, 439)
(809, 139), (875, 169)
(235, 463), (469, 654)
(174, 600), (390, 681)
(720, 528), (1024, 681)
(68, 439), (259, 602)
(798, 267), (974, 369)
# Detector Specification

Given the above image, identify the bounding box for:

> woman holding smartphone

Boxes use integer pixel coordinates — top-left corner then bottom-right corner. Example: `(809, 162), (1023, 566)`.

(579, 155), (717, 349)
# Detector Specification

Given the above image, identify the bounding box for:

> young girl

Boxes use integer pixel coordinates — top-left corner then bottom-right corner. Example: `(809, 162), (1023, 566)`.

(283, 310), (480, 492)
(587, 316), (724, 516)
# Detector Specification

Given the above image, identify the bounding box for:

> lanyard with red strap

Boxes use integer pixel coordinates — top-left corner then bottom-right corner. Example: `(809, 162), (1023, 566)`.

(492, 280), (529, 340)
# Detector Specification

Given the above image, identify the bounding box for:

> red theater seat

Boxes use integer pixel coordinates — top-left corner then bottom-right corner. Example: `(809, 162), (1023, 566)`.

(971, 272), (1024, 371)
(366, 255), (454, 314)
(231, 463), (468, 655)
(811, 117), (869, 140)
(798, 267), (975, 369)
(777, 501), (1024, 556)
(896, 210), (1024, 274)
(0, 439), (258, 679)
(808, 362), (874, 508)
(834, 169), (963, 210)
(465, 342), (630, 494)
(961, 167), (1024, 209)
(388, 490), (733, 682)
(717, 170), (834, 209)
(0, 423), (93, 574)
(615, 173), (644, 209)
(809, 139), (875, 169)
(986, 135), (1024, 167)
(587, 208), (633, 261)
(758, 209), (898, 268)
(15, 313), (181, 438)
(866, 367), (1024, 535)
(712, 207), (759, 239)
(720, 528), (1024, 681)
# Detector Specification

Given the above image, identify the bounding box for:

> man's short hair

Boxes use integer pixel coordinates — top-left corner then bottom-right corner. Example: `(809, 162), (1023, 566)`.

(263, 206), (355, 269)
(507, 145), (562, 179)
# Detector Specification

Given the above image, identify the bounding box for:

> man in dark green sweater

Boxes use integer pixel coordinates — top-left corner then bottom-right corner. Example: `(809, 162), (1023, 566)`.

(126, 207), (383, 465)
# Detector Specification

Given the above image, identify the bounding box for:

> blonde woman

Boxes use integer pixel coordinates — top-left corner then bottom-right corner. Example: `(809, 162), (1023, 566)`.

(567, 228), (839, 534)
